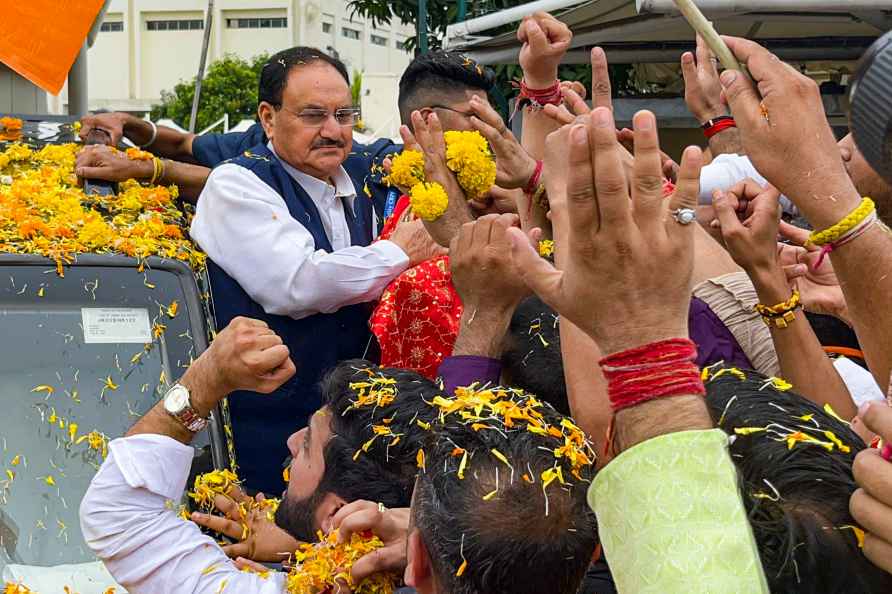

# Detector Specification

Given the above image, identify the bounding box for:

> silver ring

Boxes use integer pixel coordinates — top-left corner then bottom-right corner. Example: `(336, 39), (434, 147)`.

(672, 208), (697, 225)
(377, 502), (387, 513)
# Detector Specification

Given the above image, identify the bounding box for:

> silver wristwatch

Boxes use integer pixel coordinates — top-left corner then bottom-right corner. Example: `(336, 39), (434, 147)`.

(163, 383), (209, 433)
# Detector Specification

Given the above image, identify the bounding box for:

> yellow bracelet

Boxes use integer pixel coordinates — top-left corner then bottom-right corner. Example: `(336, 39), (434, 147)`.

(806, 197), (875, 247)
(149, 157), (161, 184)
(755, 290), (801, 318)
(762, 309), (799, 329)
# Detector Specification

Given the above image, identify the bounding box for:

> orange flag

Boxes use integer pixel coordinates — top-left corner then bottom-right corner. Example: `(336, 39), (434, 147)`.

(0, 0), (106, 94)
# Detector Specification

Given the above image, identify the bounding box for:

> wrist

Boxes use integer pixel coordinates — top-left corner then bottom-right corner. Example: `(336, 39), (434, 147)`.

(135, 158), (154, 181)
(522, 73), (558, 90)
(125, 115), (153, 147)
(179, 354), (230, 417)
(749, 268), (792, 304)
(595, 323), (689, 357)
(452, 303), (514, 358)
(696, 107), (729, 123)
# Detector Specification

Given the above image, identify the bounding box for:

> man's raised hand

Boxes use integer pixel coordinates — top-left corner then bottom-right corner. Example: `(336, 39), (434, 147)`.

(204, 317), (296, 396)
(517, 12), (572, 88)
(508, 108), (703, 355)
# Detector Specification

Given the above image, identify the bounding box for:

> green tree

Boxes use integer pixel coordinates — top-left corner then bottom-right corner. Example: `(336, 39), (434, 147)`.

(347, 0), (525, 53)
(150, 53), (268, 132)
(346, 1), (638, 102)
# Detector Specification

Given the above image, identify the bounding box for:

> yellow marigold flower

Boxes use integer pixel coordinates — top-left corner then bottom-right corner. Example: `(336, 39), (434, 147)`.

(409, 182), (448, 221)
(189, 469), (241, 511)
(0, 116), (23, 131)
(537, 240), (554, 257)
(384, 150), (425, 189)
(286, 531), (397, 594)
(4, 582), (36, 594)
(443, 130), (496, 201)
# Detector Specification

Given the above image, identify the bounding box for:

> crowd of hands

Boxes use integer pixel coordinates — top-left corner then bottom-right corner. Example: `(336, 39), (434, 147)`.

(79, 11), (892, 585)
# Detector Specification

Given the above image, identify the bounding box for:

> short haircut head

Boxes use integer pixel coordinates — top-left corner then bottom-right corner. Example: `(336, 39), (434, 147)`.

(501, 297), (569, 415)
(259, 46), (350, 108)
(398, 50), (495, 125)
(317, 359), (443, 509)
(704, 365), (892, 593)
(413, 386), (597, 594)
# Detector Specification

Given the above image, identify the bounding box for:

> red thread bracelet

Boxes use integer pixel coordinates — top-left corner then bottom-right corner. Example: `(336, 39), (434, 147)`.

(704, 119), (737, 139)
(523, 160), (544, 195)
(599, 338), (705, 413)
(513, 79), (563, 116)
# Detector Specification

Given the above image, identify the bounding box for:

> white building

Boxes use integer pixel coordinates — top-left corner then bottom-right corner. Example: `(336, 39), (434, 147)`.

(47, 0), (415, 137)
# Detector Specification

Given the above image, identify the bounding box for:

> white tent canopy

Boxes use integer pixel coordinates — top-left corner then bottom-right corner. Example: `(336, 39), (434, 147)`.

(448, 0), (891, 64)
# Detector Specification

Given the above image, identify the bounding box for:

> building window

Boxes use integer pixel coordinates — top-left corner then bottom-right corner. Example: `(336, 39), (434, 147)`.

(342, 27), (360, 40)
(396, 39), (408, 50)
(322, 22), (332, 34)
(146, 19), (204, 31)
(100, 21), (124, 32)
(370, 34), (388, 46)
(226, 17), (287, 29)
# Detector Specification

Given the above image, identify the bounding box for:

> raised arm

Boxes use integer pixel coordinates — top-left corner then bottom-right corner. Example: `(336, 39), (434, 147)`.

(712, 180), (856, 418)
(508, 107), (769, 592)
(80, 318), (293, 593)
(681, 35), (743, 157)
(720, 36), (892, 392)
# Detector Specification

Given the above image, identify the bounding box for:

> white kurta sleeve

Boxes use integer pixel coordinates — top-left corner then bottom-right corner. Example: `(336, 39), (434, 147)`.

(190, 164), (409, 320)
(80, 434), (286, 593)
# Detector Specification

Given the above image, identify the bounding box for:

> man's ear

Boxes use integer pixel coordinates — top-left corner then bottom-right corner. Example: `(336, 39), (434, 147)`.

(316, 492), (348, 536)
(404, 528), (434, 592)
(258, 101), (276, 141)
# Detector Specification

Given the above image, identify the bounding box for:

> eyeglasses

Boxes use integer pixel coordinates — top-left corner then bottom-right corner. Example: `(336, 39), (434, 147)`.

(429, 104), (475, 119)
(281, 106), (362, 127)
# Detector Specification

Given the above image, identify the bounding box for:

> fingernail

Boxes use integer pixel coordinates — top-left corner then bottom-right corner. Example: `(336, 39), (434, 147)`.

(859, 401), (871, 418)
(713, 190), (724, 203)
(191, 512), (201, 520)
(794, 264), (807, 275)
(571, 125), (587, 145)
(636, 113), (653, 131)
(593, 108), (611, 128)
(720, 70), (738, 87)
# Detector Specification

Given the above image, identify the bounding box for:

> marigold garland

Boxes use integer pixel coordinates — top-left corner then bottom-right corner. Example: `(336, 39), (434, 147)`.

(537, 240), (554, 257)
(0, 142), (205, 275)
(383, 131), (497, 220)
(0, 116), (23, 131)
(408, 182), (449, 222)
(443, 130), (496, 201)
(188, 469), (240, 511)
(286, 531), (398, 594)
(383, 149), (425, 189)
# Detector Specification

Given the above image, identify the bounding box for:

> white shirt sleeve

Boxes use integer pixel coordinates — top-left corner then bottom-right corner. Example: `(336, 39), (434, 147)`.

(79, 434), (286, 593)
(698, 154), (798, 215)
(190, 164), (409, 320)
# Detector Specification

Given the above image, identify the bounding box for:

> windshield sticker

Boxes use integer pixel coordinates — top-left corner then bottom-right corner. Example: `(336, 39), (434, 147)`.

(81, 308), (152, 344)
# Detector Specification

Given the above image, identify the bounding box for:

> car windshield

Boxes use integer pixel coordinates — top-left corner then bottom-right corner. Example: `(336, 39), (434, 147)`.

(0, 260), (210, 578)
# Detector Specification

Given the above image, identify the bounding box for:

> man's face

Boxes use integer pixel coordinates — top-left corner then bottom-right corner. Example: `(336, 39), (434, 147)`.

(839, 132), (892, 221)
(275, 409), (332, 541)
(261, 63), (354, 180)
(422, 89), (490, 132)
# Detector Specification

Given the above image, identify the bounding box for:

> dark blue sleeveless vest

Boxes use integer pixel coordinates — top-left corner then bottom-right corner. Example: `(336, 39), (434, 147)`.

(207, 143), (375, 494)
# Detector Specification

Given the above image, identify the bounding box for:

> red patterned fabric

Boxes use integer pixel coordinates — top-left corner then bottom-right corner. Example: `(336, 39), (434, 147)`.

(371, 195), (463, 378)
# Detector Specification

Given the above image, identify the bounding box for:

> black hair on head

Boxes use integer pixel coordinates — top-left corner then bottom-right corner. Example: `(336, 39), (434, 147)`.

(501, 296), (569, 415)
(316, 359), (444, 509)
(704, 364), (892, 593)
(413, 385), (596, 594)
(398, 50), (495, 125)
(259, 46), (350, 108)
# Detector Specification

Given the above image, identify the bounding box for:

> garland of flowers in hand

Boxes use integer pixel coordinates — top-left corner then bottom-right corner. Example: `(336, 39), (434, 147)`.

(0, 142), (205, 276)
(384, 130), (497, 222)
(286, 530), (398, 594)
